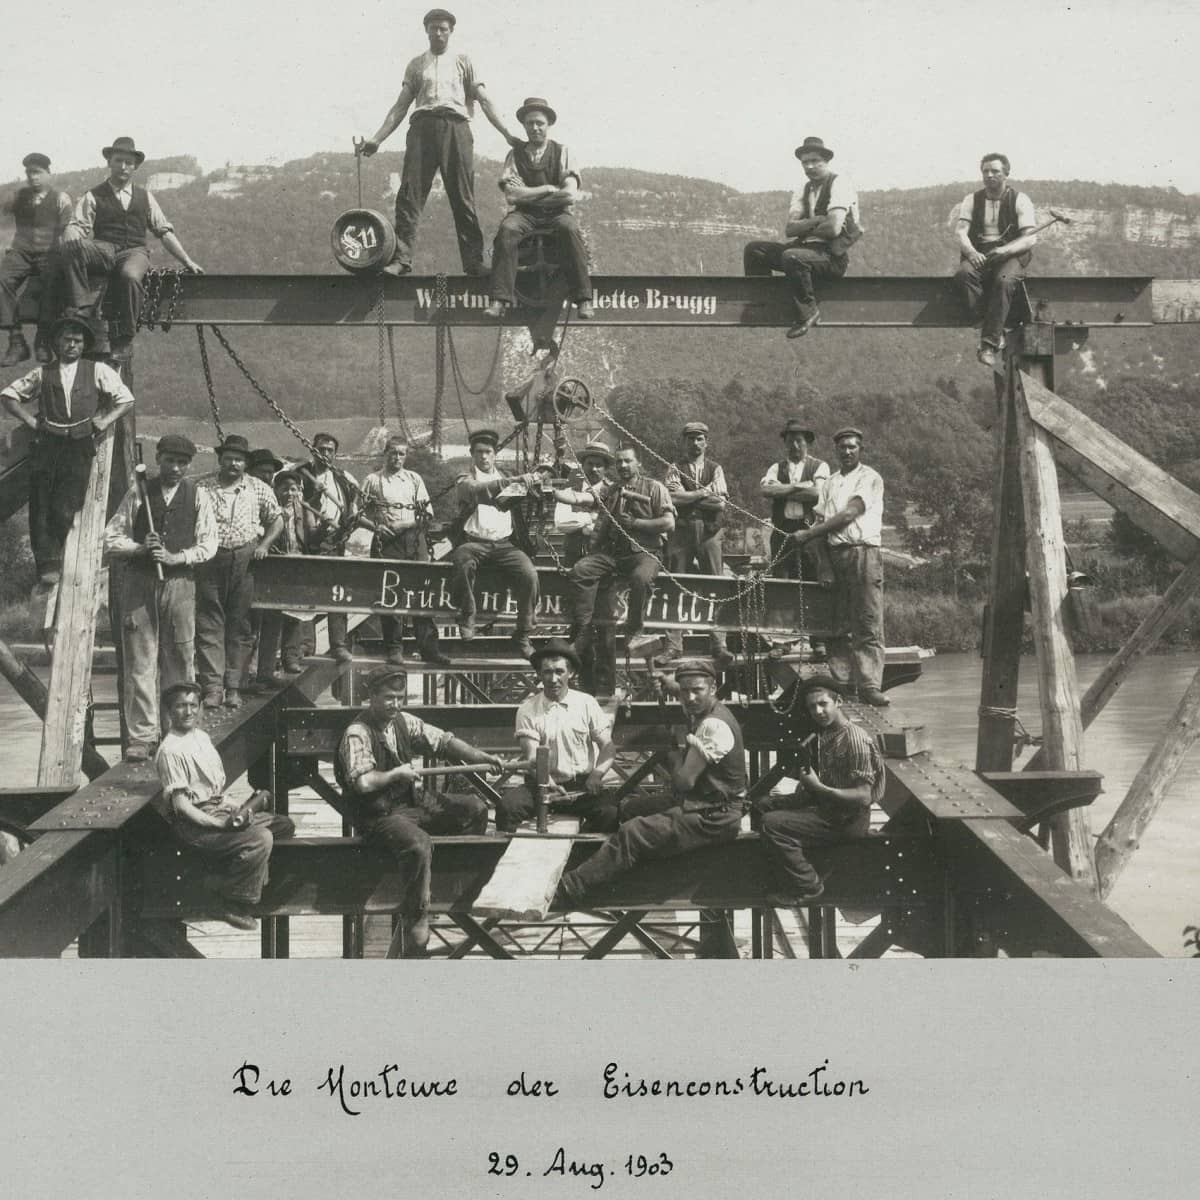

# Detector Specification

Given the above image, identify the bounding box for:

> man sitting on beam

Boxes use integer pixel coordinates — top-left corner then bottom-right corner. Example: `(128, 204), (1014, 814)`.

(334, 664), (505, 955)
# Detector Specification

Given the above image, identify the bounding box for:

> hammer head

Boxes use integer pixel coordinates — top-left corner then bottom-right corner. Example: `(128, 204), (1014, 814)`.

(134, 462), (148, 479)
(1048, 208), (1072, 226)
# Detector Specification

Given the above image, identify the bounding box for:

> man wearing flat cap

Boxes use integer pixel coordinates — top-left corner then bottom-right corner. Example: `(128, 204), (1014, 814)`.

(556, 439), (613, 566)
(1, 153), (72, 366)
(743, 136), (863, 339)
(2, 313), (135, 585)
(484, 97), (593, 321)
(105, 433), (217, 761)
(557, 659), (747, 905)
(42, 136), (203, 360)
(760, 416), (829, 581)
(449, 427), (545, 657)
(494, 639), (618, 833)
(360, 10), (521, 276)
(662, 420), (732, 665)
(757, 674), (884, 905)
(335, 663), (505, 954)
(791, 427), (888, 706)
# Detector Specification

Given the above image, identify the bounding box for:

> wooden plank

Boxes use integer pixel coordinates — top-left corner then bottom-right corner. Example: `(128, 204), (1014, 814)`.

(473, 817), (581, 920)
(1095, 664), (1200, 898)
(1022, 370), (1200, 562)
(1013, 373), (1096, 886)
(38, 424), (116, 787)
(980, 771), (1103, 824)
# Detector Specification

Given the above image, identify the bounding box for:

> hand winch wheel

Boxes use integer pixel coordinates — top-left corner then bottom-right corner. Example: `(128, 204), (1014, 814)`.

(331, 208), (397, 274)
(552, 378), (592, 422)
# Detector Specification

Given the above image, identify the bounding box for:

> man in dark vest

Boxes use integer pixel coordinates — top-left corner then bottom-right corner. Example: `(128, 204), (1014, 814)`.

(953, 153), (1038, 368)
(335, 665), (505, 955)
(662, 421), (732, 666)
(43, 136), (204, 360)
(556, 660), (746, 905)
(0, 152), (72, 366)
(104, 434), (218, 761)
(1, 314), (134, 586)
(743, 135), (862, 339)
(483, 97), (593, 320)
(759, 416), (829, 580)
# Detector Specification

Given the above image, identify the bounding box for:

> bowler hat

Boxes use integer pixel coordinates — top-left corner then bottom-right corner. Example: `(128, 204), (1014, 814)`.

(214, 434), (252, 458)
(516, 97), (557, 125)
(423, 8), (456, 27)
(529, 637), (581, 673)
(780, 417), (816, 443)
(468, 428), (500, 448)
(578, 439), (614, 465)
(161, 680), (202, 706)
(102, 136), (146, 167)
(22, 152), (50, 171)
(796, 673), (845, 700)
(50, 314), (95, 350)
(156, 433), (197, 460)
(682, 421), (709, 436)
(675, 659), (717, 682)
(832, 426), (864, 444)
(794, 136), (834, 162)
(367, 664), (408, 693)
(247, 449), (284, 473)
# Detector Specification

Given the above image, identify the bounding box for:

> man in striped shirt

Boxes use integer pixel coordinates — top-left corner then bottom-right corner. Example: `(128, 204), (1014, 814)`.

(758, 675), (884, 905)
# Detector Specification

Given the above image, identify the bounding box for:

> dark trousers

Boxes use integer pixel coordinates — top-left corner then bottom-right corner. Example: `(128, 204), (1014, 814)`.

(28, 432), (95, 576)
(828, 544), (884, 691)
(953, 252), (1031, 348)
(393, 112), (483, 272)
(196, 542), (257, 691)
(0, 247), (47, 329)
(743, 240), (848, 317)
(666, 519), (726, 653)
(375, 527), (439, 652)
(449, 537), (539, 635)
(561, 802), (742, 894)
(172, 811), (296, 907)
(568, 549), (660, 638)
(495, 773), (619, 834)
(256, 610), (307, 679)
(490, 209), (591, 303)
(760, 802), (870, 893)
(47, 240), (151, 338)
(359, 792), (488, 915)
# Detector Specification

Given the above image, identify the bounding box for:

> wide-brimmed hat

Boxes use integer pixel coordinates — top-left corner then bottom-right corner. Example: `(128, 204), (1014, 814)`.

(102, 136), (146, 166)
(832, 426), (865, 444)
(247, 449), (284, 473)
(794, 136), (834, 162)
(22, 152), (50, 171)
(156, 433), (196, 460)
(578, 439), (614, 465)
(214, 434), (252, 458)
(516, 97), (557, 125)
(795, 673), (845, 700)
(50, 314), (95, 349)
(468, 428), (500, 448)
(529, 637), (581, 672)
(780, 417), (816, 443)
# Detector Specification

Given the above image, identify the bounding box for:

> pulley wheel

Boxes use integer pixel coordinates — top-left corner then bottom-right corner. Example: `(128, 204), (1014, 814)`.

(331, 208), (397, 274)
(552, 377), (592, 421)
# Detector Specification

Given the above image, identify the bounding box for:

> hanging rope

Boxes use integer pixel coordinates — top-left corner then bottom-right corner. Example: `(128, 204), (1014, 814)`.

(195, 326), (225, 443)
(386, 327), (412, 440)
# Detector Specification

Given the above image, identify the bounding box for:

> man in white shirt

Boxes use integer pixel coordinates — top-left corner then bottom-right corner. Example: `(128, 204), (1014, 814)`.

(760, 416), (830, 581)
(953, 153), (1038, 367)
(360, 9), (521, 275)
(449, 428), (543, 656)
(743, 136), (862, 339)
(360, 434), (446, 666)
(495, 639), (618, 833)
(1, 314), (134, 585)
(791, 427), (888, 706)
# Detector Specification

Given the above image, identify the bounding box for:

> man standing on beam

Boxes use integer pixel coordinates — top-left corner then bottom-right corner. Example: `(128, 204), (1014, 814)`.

(759, 416), (829, 581)
(953, 153), (1038, 368)
(359, 9), (522, 276)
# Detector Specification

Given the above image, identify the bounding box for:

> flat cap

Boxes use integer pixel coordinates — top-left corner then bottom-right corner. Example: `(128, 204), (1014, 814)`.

(795, 673), (845, 699)
(156, 433), (197, 460)
(675, 659), (717, 681)
(832, 426), (865, 444)
(423, 7), (456, 26)
(682, 421), (709, 436)
(367, 664), (408, 693)
(468, 428), (500, 448)
(22, 152), (50, 171)
(161, 680), (202, 706)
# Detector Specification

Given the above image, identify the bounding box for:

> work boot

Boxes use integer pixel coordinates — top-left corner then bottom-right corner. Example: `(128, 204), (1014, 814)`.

(123, 741), (150, 763)
(653, 646), (683, 667)
(458, 612), (477, 640)
(763, 882), (825, 908)
(241, 678), (270, 696)
(419, 642), (451, 667)
(464, 261), (489, 278)
(202, 687), (223, 709)
(223, 689), (243, 710)
(219, 907), (258, 932)
(511, 633), (535, 659)
(403, 911), (431, 956)
(859, 687), (891, 707)
(576, 299), (595, 320)
(483, 299), (508, 319)
(386, 647), (406, 665)
(382, 259), (412, 277)
(786, 306), (821, 339)
(555, 872), (585, 909)
(977, 343), (998, 368)
(712, 642), (735, 668)
(1, 331), (30, 367)
(329, 645), (354, 664)
(109, 334), (133, 361)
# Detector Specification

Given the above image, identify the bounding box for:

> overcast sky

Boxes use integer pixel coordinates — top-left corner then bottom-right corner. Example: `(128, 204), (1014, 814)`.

(7, 0), (1199, 194)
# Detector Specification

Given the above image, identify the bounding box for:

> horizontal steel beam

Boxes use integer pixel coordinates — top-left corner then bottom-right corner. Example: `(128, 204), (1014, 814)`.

(90, 272), (1167, 328)
(253, 554), (829, 636)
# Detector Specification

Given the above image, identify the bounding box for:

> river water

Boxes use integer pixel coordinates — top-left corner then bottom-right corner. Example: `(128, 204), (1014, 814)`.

(2, 653), (1197, 955)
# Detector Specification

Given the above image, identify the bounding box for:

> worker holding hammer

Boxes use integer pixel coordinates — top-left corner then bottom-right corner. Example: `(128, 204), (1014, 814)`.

(953, 153), (1039, 367)
(103, 434), (217, 762)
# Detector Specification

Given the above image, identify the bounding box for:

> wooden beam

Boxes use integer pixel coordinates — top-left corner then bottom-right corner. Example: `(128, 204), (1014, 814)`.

(472, 817), (581, 920)
(1095, 664), (1200, 898)
(38, 424), (117, 787)
(1013, 373), (1096, 886)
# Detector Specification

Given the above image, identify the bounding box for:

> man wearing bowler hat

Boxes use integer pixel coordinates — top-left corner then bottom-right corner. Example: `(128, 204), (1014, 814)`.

(0, 152), (72, 366)
(104, 433), (217, 761)
(494, 639), (618, 833)
(42, 136), (204, 360)
(484, 97), (593, 320)
(760, 416), (829, 581)
(1, 313), (134, 585)
(360, 9), (522, 276)
(790, 427), (888, 706)
(196, 433), (284, 710)
(743, 136), (862, 339)
(556, 660), (746, 906)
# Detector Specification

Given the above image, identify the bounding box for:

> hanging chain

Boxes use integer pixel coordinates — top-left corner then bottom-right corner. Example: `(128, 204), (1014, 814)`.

(432, 273), (448, 455)
(386, 327), (412, 440)
(374, 282), (387, 428)
(137, 268), (184, 332)
(446, 322), (504, 397)
(195, 326), (225, 444)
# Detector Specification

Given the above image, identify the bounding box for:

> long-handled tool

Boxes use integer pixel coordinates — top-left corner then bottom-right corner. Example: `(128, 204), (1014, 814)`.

(133, 450), (164, 583)
(993, 208), (1073, 251)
